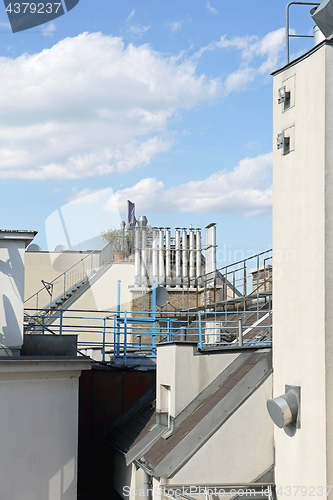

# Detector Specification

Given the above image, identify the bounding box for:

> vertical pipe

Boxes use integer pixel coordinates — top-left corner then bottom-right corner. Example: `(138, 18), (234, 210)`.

(152, 228), (158, 283)
(211, 224), (216, 276)
(182, 228), (188, 283)
(165, 228), (171, 285)
(113, 317), (117, 358)
(124, 312), (127, 365)
(175, 228), (181, 285)
(159, 228), (165, 285)
(205, 226), (210, 276)
(189, 227), (195, 286)
(143, 471), (152, 500)
(135, 227), (140, 286)
(102, 318), (106, 361)
(238, 318), (243, 347)
(196, 229), (201, 285)
(59, 310), (63, 335)
(142, 226), (147, 286)
(198, 312), (202, 349)
(286, 2), (290, 65)
(152, 281), (156, 356)
(117, 280), (121, 356)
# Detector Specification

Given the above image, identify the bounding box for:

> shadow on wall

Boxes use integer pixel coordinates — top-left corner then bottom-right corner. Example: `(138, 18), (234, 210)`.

(0, 243), (25, 301)
(2, 294), (20, 347)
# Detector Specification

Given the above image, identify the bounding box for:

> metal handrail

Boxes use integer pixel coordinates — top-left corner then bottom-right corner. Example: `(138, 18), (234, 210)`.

(286, 1), (320, 64)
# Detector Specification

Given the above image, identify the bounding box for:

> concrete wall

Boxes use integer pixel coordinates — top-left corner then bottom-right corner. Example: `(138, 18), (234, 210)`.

(273, 42), (333, 495)
(0, 231), (36, 350)
(0, 359), (90, 500)
(24, 251), (96, 309)
(156, 343), (239, 418)
(163, 376), (273, 490)
(69, 263), (134, 312)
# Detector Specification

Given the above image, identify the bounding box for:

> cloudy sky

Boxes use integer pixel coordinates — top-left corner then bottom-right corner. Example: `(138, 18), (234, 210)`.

(0, 0), (316, 264)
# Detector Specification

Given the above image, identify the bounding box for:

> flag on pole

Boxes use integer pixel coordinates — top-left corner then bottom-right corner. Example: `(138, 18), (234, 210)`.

(127, 200), (136, 229)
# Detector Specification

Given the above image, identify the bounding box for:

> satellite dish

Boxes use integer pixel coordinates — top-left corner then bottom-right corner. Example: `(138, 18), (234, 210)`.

(26, 244), (42, 252)
(54, 245), (67, 252)
(312, 0), (333, 38)
(156, 287), (169, 308)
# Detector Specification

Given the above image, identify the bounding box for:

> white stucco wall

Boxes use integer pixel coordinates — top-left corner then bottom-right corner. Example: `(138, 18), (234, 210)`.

(24, 251), (98, 309)
(273, 42), (333, 495)
(114, 451), (146, 500)
(68, 262), (134, 312)
(0, 231), (36, 350)
(160, 376), (273, 493)
(156, 343), (240, 418)
(0, 359), (90, 500)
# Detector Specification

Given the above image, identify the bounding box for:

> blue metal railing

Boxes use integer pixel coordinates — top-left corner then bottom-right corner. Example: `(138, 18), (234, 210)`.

(24, 307), (272, 362)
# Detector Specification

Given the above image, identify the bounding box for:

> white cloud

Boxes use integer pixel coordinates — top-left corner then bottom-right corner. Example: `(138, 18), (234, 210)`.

(194, 28), (285, 94)
(170, 21), (182, 33)
(42, 23), (56, 37)
(0, 32), (219, 180)
(206, 2), (218, 15)
(110, 152), (273, 217)
(0, 30), (283, 181)
(127, 24), (150, 37)
(127, 8), (135, 21)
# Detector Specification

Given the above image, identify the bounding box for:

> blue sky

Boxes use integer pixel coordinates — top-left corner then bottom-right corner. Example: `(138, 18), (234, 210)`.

(0, 0), (317, 265)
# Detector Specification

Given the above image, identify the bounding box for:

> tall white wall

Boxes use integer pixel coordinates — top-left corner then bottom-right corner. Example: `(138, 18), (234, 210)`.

(0, 359), (90, 500)
(156, 343), (239, 418)
(162, 376), (273, 489)
(24, 251), (91, 308)
(273, 42), (333, 494)
(0, 231), (36, 350)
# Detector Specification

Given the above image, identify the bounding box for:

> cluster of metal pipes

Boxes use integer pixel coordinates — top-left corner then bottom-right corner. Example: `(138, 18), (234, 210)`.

(134, 226), (203, 287)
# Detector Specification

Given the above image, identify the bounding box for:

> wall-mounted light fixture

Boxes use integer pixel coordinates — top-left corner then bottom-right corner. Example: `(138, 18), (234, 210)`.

(267, 385), (300, 429)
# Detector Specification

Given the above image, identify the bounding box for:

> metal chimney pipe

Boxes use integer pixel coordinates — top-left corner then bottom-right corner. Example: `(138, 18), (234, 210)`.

(159, 228), (165, 285)
(205, 226), (211, 276)
(134, 226), (141, 286)
(141, 226), (147, 286)
(165, 228), (171, 285)
(211, 224), (217, 275)
(175, 228), (181, 285)
(182, 228), (188, 283)
(196, 228), (201, 284)
(152, 228), (158, 284)
(189, 228), (195, 286)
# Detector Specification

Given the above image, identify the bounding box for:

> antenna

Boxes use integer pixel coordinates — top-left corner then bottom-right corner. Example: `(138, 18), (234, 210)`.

(312, 0), (333, 37)
(41, 280), (53, 297)
(155, 287), (169, 308)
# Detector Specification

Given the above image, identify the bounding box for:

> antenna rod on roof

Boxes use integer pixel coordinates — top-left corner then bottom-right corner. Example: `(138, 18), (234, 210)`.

(285, 1), (320, 64)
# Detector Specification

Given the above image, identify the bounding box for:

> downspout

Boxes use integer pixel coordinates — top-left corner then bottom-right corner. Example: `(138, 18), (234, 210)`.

(143, 470), (152, 500)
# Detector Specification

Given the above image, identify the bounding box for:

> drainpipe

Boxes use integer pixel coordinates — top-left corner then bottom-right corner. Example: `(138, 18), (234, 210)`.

(143, 470), (152, 500)
(175, 228), (181, 285)
(189, 226), (195, 287)
(196, 228), (201, 285)
(165, 228), (171, 285)
(152, 228), (158, 284)
(182, 228), (188, 285)
(135, 226), (140, 286)
(159, 228), (165, 285)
